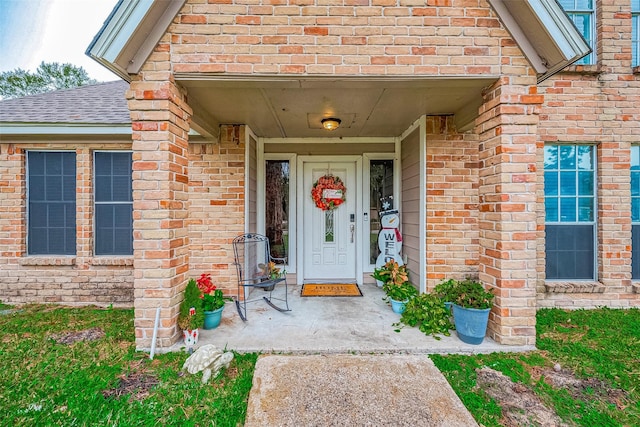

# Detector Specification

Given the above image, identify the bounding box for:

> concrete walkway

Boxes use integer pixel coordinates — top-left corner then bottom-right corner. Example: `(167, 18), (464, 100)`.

(245, 354), (478, 426)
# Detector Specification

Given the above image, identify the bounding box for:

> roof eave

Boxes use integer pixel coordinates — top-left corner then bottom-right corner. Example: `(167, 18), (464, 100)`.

(0, 123), (133, 136)
(86, 0), (186, 82)
(488, 0), (592, 83)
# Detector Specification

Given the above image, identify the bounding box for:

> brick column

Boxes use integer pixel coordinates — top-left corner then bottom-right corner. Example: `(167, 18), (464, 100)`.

(476, 76), (542, 346)
(127, 79), (192, 350)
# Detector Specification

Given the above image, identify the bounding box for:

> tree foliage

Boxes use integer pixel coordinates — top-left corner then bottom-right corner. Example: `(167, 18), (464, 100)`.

(0, 62), (97, 99)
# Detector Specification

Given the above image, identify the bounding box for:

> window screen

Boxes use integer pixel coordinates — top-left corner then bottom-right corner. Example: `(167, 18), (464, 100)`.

(94, 152), (133, 255)
(28, 151), (76, 255)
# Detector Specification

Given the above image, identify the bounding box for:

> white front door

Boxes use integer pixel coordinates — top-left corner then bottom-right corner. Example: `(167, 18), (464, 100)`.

(303, 161), (357, 281)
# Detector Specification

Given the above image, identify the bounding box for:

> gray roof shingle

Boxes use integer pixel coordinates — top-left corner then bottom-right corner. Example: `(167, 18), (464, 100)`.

(0, 80), (130, 125)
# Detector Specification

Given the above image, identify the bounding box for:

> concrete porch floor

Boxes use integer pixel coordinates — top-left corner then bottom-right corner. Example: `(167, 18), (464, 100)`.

(184, 283), (535, 354)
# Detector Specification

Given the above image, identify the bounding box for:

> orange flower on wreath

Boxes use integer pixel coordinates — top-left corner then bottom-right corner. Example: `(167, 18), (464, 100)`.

(311, 174), (346, 211)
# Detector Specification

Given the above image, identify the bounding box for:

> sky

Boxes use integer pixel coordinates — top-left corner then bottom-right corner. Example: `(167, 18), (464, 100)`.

(0, 0), (120, 82)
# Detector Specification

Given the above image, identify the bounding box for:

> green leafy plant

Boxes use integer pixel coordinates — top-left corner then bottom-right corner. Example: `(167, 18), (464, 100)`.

(452, 279), (494, 309)
(383, 281), (418, 302)
(178, 279), (204, 330)
(398, 293), (453, 339)
(373, 260), (417, 302)
(197, 273), (232, 311)
(433, 278), (459, 303)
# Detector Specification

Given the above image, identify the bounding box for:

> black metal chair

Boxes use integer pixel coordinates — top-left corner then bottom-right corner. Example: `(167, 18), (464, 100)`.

(232, 233), (290, 321)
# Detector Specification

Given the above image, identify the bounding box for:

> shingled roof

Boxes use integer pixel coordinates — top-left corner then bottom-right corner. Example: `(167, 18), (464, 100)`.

(0, 80), (130, 125)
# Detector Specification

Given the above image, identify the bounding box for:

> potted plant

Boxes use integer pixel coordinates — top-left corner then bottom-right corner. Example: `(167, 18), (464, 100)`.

(433, 278), (459, 313)
(450, 279), (495, 345)
(178, 278), (204, 346)
(257, 261), (285, 291)
(197, 273), (232, 330)
(383, 281), (418, 314)
(373, 260), (417, 314)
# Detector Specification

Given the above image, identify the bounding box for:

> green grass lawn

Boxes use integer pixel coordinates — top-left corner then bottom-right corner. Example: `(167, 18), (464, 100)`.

(432, 307), (640, 426)
(1, 303), (638, 426)
(0, 304), (256, 426)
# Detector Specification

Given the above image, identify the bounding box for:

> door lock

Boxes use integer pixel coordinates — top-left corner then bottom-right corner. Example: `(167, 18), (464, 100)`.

(350, 223), (355, 243)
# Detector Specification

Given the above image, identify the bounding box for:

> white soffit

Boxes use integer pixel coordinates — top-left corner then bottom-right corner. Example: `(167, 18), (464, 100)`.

(488, 0), (592, 83)
(86, 0), (186, 82)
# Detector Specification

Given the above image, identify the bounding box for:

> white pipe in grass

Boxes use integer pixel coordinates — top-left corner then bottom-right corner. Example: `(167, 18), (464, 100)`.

(149, 306), (161, 359)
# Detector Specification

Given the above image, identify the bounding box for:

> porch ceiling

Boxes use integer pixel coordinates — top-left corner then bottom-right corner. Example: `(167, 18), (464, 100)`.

(178, 76), (498, 138)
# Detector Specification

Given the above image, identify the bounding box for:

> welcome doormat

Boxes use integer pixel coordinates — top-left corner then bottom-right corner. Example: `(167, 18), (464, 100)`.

(300, 283), (363, 297)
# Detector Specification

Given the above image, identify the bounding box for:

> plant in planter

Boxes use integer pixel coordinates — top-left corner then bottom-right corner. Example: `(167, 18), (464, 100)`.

(197, 273), (232, 330)
(259, 261), (284, 280)
(178, 278), (205, 346)
(433, 278), (459, 312)
(382, 281), (418, 301)
(373, 260), (416, 313)
(372, 260), (409, 287)
(450, 279), (495, 345)
(397, 293), (454, 339)
(257, 261), (285, 291)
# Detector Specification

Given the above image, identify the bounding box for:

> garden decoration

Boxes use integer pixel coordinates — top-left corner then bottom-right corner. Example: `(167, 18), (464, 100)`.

(311, 174), (346, 210)
(182, 344), (234, 384)
(375, 196), (403, 283)
(177, 278), (204, 347)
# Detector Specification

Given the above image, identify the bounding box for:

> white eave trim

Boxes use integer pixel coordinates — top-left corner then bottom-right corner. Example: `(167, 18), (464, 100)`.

(86, 0), (186, 82)
(488, 0), (592, 83)
(0, 123), (132, 136)
(0, 123), (203, 138)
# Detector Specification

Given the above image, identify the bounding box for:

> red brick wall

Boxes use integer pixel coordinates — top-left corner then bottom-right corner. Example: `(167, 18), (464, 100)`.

(188, 125), (246, 291)
(425, 116), (480, 288)
(167, 0), (517, 78)
(128, 78), (193, 349)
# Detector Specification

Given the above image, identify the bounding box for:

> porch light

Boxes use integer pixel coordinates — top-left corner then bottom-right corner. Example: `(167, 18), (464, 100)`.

(321, 118), (341, 131)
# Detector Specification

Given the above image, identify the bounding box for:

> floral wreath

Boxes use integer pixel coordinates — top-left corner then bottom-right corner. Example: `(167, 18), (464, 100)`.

(311, 174), (346, 211)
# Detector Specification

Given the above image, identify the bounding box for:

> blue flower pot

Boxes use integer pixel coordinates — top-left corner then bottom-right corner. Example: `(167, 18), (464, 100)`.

(203, 306), (224, 330)
(444, 301), (452, 313)
(452, 304), (491, 345)
(390, 298), (408, 314)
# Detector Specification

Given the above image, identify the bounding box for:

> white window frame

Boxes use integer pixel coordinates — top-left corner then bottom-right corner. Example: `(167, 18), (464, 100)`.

(559, 0), (596, 64)
(633, 1), (640, 67)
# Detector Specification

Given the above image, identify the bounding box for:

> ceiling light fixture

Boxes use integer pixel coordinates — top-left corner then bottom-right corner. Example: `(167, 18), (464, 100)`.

(321, 118), (341, 131)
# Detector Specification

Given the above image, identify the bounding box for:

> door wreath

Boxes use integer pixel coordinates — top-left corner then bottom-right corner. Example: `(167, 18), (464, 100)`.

(311, 175), (346, 210)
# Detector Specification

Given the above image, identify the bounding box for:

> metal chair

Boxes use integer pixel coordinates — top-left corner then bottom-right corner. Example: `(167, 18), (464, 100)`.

(232, 233), (290, 321)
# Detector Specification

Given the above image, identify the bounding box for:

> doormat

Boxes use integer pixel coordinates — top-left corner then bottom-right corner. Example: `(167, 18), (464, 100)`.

(300, 283), (363, 297)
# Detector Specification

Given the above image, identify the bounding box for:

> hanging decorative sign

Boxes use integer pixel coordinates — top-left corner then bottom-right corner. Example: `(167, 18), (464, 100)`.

(311, 174), (347, 210)
(375, 196), (403, 286)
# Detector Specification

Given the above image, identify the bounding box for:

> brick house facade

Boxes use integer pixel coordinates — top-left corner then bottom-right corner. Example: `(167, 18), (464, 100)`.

(1, 0), (638, 351)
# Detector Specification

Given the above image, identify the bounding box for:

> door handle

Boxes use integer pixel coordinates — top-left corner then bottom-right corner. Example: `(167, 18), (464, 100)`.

(350, 224), (355, 243)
